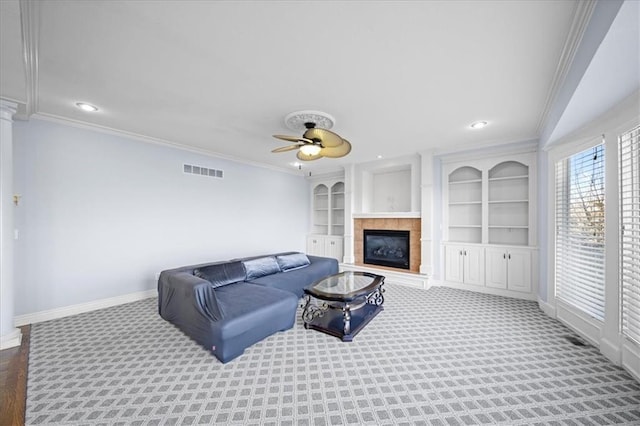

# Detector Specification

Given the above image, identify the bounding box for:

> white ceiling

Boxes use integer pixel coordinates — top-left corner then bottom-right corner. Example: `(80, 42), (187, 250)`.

(0, 0), (624, 174)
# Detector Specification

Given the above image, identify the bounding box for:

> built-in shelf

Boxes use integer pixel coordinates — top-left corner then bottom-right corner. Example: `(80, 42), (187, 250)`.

(488, 175), (528, 182)
(487, 160), (530, 245)
(353, 212), (421, 219)
(449, 179), (482, 185)
(308, 176), (345, 261)
(449, 200), (481, 204)
(445, 159), (532, 246)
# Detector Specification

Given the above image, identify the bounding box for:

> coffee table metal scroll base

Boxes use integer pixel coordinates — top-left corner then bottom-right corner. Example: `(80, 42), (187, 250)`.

(302, 273), (385, 342)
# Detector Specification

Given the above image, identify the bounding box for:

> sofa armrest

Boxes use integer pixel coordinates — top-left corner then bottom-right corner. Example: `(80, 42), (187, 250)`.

(307, 255), (339, 271)
(158, 271), (224, 323)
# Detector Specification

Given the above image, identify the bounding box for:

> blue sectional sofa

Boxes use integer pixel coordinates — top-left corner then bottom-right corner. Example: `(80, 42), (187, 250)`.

(158, 252), (338, 363)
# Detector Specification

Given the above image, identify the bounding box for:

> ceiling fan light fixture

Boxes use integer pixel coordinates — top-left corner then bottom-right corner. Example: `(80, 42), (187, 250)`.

(299, 144), (322, 156)
(273, 110), (350, 161)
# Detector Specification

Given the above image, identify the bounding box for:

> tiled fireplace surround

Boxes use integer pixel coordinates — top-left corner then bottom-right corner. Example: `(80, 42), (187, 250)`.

(354, 218), (421, 274)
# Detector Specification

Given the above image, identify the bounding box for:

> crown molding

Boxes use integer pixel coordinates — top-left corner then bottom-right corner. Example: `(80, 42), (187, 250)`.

(32, 113), (305, 176)
(16, 0), (40, 119)
(0, 100), (18, 119)
(536, 0), (597, 134)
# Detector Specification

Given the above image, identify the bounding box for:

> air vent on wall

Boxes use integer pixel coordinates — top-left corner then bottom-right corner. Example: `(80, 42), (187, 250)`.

(183, 164), (224, 179)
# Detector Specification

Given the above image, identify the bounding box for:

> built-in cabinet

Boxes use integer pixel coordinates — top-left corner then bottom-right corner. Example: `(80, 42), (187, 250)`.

(485, 247), (532, 293)
(442, 151), (537, 300)
(307, 176), (344, 261)
(307, 235), (343, 260)
(444, 245), (484, 285)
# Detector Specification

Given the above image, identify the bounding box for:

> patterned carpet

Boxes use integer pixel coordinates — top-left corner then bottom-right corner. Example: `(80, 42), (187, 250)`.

(26, 285), (640, 425)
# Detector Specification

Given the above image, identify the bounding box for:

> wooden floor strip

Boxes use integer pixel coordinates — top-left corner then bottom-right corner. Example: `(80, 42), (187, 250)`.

(0, 325), (31, 426)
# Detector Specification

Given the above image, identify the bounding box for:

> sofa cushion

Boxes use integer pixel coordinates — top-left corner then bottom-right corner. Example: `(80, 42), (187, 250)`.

(247, 256), (339, 298)
(242, 256), (281, 280)
(276, 252), (311, 271)
(194, 261), (246, 288)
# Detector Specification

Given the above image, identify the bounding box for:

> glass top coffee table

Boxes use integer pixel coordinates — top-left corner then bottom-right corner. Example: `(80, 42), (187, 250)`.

(302, 271), (385, 341)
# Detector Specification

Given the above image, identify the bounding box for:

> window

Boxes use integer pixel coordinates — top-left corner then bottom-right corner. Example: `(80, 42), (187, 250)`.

(555, 142), (606, 321)
(619, 124), (640, 344)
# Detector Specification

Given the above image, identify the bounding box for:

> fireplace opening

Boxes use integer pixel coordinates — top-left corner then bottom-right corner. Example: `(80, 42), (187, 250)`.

(363, 229), (410, 270)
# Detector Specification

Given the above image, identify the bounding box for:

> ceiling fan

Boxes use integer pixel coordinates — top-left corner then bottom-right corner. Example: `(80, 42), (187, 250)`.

(272, 121), (352, 161)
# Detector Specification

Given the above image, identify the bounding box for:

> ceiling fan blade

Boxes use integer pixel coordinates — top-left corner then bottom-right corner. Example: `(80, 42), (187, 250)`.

(273, 134), (313, 144)
(302, 128), (344, 148)
(320, 139), (352, 158)
(296, 150), (323, 161)
(271, 145), (301, 153)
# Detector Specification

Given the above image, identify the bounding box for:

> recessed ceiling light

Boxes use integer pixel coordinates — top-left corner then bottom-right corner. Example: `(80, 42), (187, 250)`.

(75, 102), (99, 112)
(470, 121), (488, 129)
(377, 155), (383, 159)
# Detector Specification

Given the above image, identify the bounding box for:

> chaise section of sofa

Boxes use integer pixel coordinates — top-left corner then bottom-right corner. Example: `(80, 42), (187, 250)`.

(157, 252), (338, 363)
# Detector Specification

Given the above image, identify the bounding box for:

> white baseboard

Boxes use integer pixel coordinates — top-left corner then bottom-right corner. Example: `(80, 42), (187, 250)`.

(622, 340), (640, 383)
(537, 297), (556, 318)
(14, 289), (157, 326)
(600, 336), (622, 365)
(437, 280), (537, 301)
(0, 328), (22, 350)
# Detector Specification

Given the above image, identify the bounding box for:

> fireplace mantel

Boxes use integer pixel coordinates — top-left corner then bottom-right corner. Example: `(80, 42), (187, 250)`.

(353, 212), (421, 219)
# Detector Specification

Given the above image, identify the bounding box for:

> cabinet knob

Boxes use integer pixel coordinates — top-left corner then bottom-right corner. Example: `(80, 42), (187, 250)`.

(503, 253), (506, 259)
(508, 253), (511, 260)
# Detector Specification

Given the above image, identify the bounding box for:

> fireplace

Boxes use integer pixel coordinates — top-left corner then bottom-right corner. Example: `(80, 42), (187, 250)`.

(363, 229), (410, 270)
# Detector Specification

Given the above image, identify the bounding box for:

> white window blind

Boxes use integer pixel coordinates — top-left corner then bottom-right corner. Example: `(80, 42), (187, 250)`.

(555, 143), (605, 321)
(619, 124), (640, 344)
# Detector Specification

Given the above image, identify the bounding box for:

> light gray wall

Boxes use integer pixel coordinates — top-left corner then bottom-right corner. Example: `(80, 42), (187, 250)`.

(13, 118), (309, 315)
(372, 169), (411, 212)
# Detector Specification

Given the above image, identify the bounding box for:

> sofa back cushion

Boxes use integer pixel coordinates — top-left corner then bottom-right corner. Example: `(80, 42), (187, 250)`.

(276, 253), (311, 271)
(194, 261), (246, 288)
(242, 256), (281, 280)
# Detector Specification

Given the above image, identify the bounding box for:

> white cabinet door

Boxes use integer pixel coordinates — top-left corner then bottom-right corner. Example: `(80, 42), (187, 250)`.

(507, 249), (531, 292)
(325, 236), (343, 261)
(464, 246), (485, 286)
(445, 245), (484, 285)
(485, 247), (508, 289)
(445, 245), (464, 283)
(485, 247), (531, 292)
(306, 236), (324, 257)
